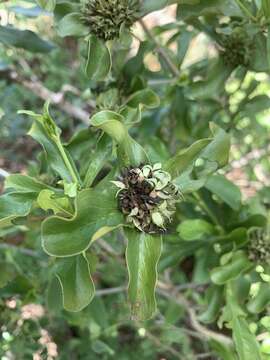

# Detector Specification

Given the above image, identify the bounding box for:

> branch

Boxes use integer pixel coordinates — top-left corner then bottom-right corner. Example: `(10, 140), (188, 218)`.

(1, 67), (92, 124)
(0, 168), (10, 179)
(139, 19), (180, 78)
(157, 288), (233, 347)
(96, 286), (126, 296)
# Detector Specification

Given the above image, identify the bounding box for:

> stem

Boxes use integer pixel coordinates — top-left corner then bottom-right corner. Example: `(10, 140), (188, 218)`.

(139, 19), (180, 78)
(193, 192), (220, 227)
(234, 0), (257, 21)
(56, 139), (81, 186)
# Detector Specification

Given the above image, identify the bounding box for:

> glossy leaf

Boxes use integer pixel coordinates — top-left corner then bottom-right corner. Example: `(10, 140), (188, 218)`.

(125, 229), (162, 320)
(177, 219), (215, 241)
(205, 175), (242, 211)
(58, 13), (88, 37)
(232, 317), (262, 360)
(211, 251), (251, 285)
(91, 110), (148, 166)
(125, 88), (160, 109)
(247, 283), (270, 314)
(56, 254), (95, 312)
(164, 139), (211, 178)
(37, 190), (73, 216)
(0, 192), (36, 229)
(42, 188), (123, 257)
(5, 174), (54, 193)
(0, 25), (55, 53)
(85, 36), (112, 81)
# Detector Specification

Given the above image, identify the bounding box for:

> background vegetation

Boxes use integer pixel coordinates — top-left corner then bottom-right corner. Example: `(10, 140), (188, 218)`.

(1, 1), (270, 359)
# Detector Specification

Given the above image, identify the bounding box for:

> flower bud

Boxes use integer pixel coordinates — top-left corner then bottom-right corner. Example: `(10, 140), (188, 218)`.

(81, 0), (139, 41)
(248, 227), (270, 265)
(221, 28), (253, 68)
(112, 164), (181, 234)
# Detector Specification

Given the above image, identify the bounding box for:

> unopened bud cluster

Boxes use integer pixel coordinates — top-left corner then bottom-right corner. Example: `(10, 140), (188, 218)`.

(81, 0), (139, 41)
(221, 28), (253, 68)
(112, 164), (181, 234)
(248, 228), (270, 265)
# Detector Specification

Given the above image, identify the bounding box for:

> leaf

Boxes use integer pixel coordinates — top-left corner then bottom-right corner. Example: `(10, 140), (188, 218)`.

(56, 254), (95, 312)
(36, 0), (56, 11)
(247, 283), (270, 314)
(199, 286), (224, 324)
(177, 219), (214, 241)
(164, 139), (211, 178)
(37, 190), (73, 216)
(5, 174), (54, 193)
(58, 13), (88, 37)
(211, 251), (251, 285)
(125, 228), (162, 320)
(140, 0), (177, 16)
(232, 317), (262, 360)
(201, 124), (230, 169)
(205, 175), (242, 211)
(85, 36), (112, 81)
(20, 104), (81, 185)
(0, 192), (36, 229)
(0, 25), (55, 53)
(0, 262), (16, 288)
(83, 135), (112, 188)
(125, 88), (160, 109)
(91, 110), (148, 166)
(42, 188), (123, 257)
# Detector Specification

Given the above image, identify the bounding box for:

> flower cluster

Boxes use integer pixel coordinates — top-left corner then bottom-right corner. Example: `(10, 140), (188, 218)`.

(221, 28), (253, 68)
(112, 164), (181, 234)
(81, 0), (139, 41)
(248, 227), (270, 265)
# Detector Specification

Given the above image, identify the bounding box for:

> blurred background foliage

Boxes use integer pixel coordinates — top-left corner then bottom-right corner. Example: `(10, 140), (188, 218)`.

(1, 0), (270, 359)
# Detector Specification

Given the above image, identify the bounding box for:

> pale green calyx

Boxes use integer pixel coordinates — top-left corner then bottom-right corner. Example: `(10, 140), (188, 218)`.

(112, 163), (181, 234)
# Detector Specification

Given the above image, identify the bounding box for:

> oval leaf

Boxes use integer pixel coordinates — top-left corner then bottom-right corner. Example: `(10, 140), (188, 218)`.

(125, 228), (162, 320)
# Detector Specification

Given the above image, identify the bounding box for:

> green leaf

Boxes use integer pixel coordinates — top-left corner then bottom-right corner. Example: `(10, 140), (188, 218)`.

(164, 139), (211, 178)
(20, 104), (81, 185)
(247, 283), (270, 314)
(36, 0), (56, 11)
(91, 110), (148, 166)
(0, 25), (55, 53)
(211, 251), (251, 285)
(37, 190), (73, 216)
(5, 174), (54, 193)
(83, 135), (112, 188)
(125, 228), (162, 320)
(0, 192), (36, 229)
(205, 175), (242, 211)
(199, 286), (224, 324)
(85, 36), (112, 81)
(58, 13), (88, 37)
(56, 254), (95, 312)
(0, 262), (16, 288)
(232, 317), (262, 360)
(140, 0), (177, 16)
(125, 88), (160, 109)
(42, 188), (123, 257)
(177, 219), (214, 241)
(200, 124), (230, 171)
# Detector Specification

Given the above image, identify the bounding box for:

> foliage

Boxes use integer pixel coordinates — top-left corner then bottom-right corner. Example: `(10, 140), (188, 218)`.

(0, 0), (270, 358)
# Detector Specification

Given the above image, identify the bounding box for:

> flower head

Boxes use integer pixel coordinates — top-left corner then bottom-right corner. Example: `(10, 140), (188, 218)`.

(112, 163), (181, 234)
(81, 0), (139, 41)
(248, 227), (270, 265)
(221, 27), (253, 68)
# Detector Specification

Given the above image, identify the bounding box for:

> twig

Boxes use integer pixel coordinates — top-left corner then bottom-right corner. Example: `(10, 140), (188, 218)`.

(0, 168), (9, 179)
(96, 286), (126, 296)
(139, 19), (180, 77)
(1, 68), (92, 124)
(157, 288), (233, 347)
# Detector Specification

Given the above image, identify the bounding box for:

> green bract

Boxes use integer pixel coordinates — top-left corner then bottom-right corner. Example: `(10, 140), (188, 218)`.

(81, 0), (139, 41)
(113, 163), (181, 233)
